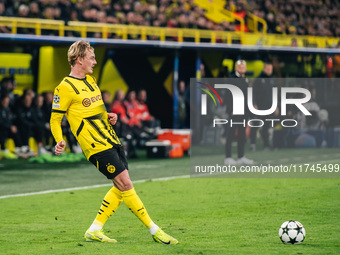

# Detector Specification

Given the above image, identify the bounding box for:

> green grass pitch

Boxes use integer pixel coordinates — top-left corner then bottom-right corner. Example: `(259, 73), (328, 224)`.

(0, 149), (339, 255)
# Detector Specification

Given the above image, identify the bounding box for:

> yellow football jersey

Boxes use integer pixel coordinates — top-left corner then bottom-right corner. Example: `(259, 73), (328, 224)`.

(50, 75), (121, 159)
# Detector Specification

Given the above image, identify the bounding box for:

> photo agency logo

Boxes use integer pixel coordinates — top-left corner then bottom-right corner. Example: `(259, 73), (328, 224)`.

(198, 81), (312, 128)
(197, 81), (223, 114)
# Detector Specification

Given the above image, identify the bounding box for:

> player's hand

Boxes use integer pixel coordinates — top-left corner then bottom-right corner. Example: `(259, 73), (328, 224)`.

(55, 140), (66, 155)
(108, 113), (118, 125)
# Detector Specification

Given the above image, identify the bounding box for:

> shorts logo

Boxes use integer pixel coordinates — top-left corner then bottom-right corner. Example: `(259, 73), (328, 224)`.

(53, 95), (60, 103)
(106, 164), (115, 173)
(82, 98), (91, 107)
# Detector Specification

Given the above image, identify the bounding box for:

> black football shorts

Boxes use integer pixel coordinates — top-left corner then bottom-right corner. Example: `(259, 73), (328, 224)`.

(89, 146), (128, 179)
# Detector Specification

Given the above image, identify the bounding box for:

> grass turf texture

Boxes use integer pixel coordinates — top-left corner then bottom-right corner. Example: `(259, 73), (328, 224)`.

(0, 149), (339, 254)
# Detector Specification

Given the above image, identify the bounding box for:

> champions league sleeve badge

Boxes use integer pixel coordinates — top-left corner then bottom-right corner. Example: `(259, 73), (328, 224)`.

(53, 94), (60, 104)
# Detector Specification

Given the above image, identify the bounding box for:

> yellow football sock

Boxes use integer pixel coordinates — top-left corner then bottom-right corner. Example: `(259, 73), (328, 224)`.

(122, 188), (154, 228)
(94, 186), (123, 227)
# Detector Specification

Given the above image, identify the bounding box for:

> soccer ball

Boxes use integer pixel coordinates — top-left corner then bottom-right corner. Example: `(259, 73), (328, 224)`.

(279, 220), (306, 244)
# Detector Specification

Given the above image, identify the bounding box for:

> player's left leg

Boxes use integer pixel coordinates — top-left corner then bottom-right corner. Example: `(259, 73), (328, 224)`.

(114, 170), (178, 245)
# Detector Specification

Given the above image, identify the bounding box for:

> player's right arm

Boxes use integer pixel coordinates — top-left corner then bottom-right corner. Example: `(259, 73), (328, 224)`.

(50, 83), (72, 155)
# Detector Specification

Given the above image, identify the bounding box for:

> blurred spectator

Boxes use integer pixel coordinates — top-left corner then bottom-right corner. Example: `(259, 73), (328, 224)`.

(32, 94), (50, 155)
(0, 76), (19, 109)
(29, 1), (41, 19)
(0, 94), (21, 159)
(177, 81), (187, 129)
(296, 83), (329, 130)
(110, 90), (140, 158)
(280, 38), (303, 77)
(14, 93), (36, 157)
(124, 90), (142, 127)
(111, 89), (131, 127)
(325, 55), (333, 78)
(334, 42), (340, 77)
(101, 90), (111, 113)
(249, 62), (274, 151)
(137, 89), (160, 130)
(42, 91), (53, 150)
(137, 89), (154, 122)
(18, 4), (29, 18)
(233, 2), (248, 32)
(224, 60), (253, 165)
(16, 4), (35, 34)
(0, 2), (11, 33)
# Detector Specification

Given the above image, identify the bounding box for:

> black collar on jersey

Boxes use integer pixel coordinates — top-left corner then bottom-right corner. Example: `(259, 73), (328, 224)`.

(66, 75), (95, 91)
(66, 75), (87, 81)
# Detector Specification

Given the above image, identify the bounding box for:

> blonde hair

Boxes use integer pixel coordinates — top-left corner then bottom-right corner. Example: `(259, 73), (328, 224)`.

(67, 40), (94, 66)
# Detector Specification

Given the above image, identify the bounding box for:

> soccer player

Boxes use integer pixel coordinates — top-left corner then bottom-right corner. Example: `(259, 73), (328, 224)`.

(50, 40), (178, 245)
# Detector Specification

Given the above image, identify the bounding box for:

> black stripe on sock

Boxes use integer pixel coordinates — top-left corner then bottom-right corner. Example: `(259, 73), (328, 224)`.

(137, 206), (144, 212)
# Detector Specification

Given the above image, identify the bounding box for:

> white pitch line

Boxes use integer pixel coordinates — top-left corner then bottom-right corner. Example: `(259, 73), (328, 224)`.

(0, 175), (190, 200)
(134, 165), (159, 169)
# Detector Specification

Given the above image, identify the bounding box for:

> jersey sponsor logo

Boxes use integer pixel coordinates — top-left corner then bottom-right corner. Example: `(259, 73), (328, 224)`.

(91, 95), (102, 103)
(106, 164), (115, 173)
(53, 94), (60, 103)
(82, 98), (91, 107)
(52, 103), (60, 108)
(82, 95), (102, 107)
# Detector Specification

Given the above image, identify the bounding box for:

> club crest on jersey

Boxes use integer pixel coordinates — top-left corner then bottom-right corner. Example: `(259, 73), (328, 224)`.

(53, 95), (60, 103)
(106, 164), (115, 173)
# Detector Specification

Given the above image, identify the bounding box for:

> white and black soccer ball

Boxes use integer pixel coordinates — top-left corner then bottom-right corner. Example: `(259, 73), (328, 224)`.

(279, 220), (306, 244)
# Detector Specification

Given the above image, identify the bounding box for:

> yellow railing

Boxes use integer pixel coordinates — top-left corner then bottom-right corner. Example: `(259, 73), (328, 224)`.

(0, 17), (338, 48)
(246, 12), (267, 33)
(220, 9), (245, 33)
(66, 21), (240, 43)
(0, 16), (65, 36)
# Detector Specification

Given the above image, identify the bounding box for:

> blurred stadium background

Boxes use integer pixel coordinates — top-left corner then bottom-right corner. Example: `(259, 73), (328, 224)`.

(1, 0), (340, 158)
(0, 0), (340, 254)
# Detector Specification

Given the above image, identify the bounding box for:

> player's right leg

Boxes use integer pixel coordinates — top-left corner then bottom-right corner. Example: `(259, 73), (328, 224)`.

(84, 184), (122, 243)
